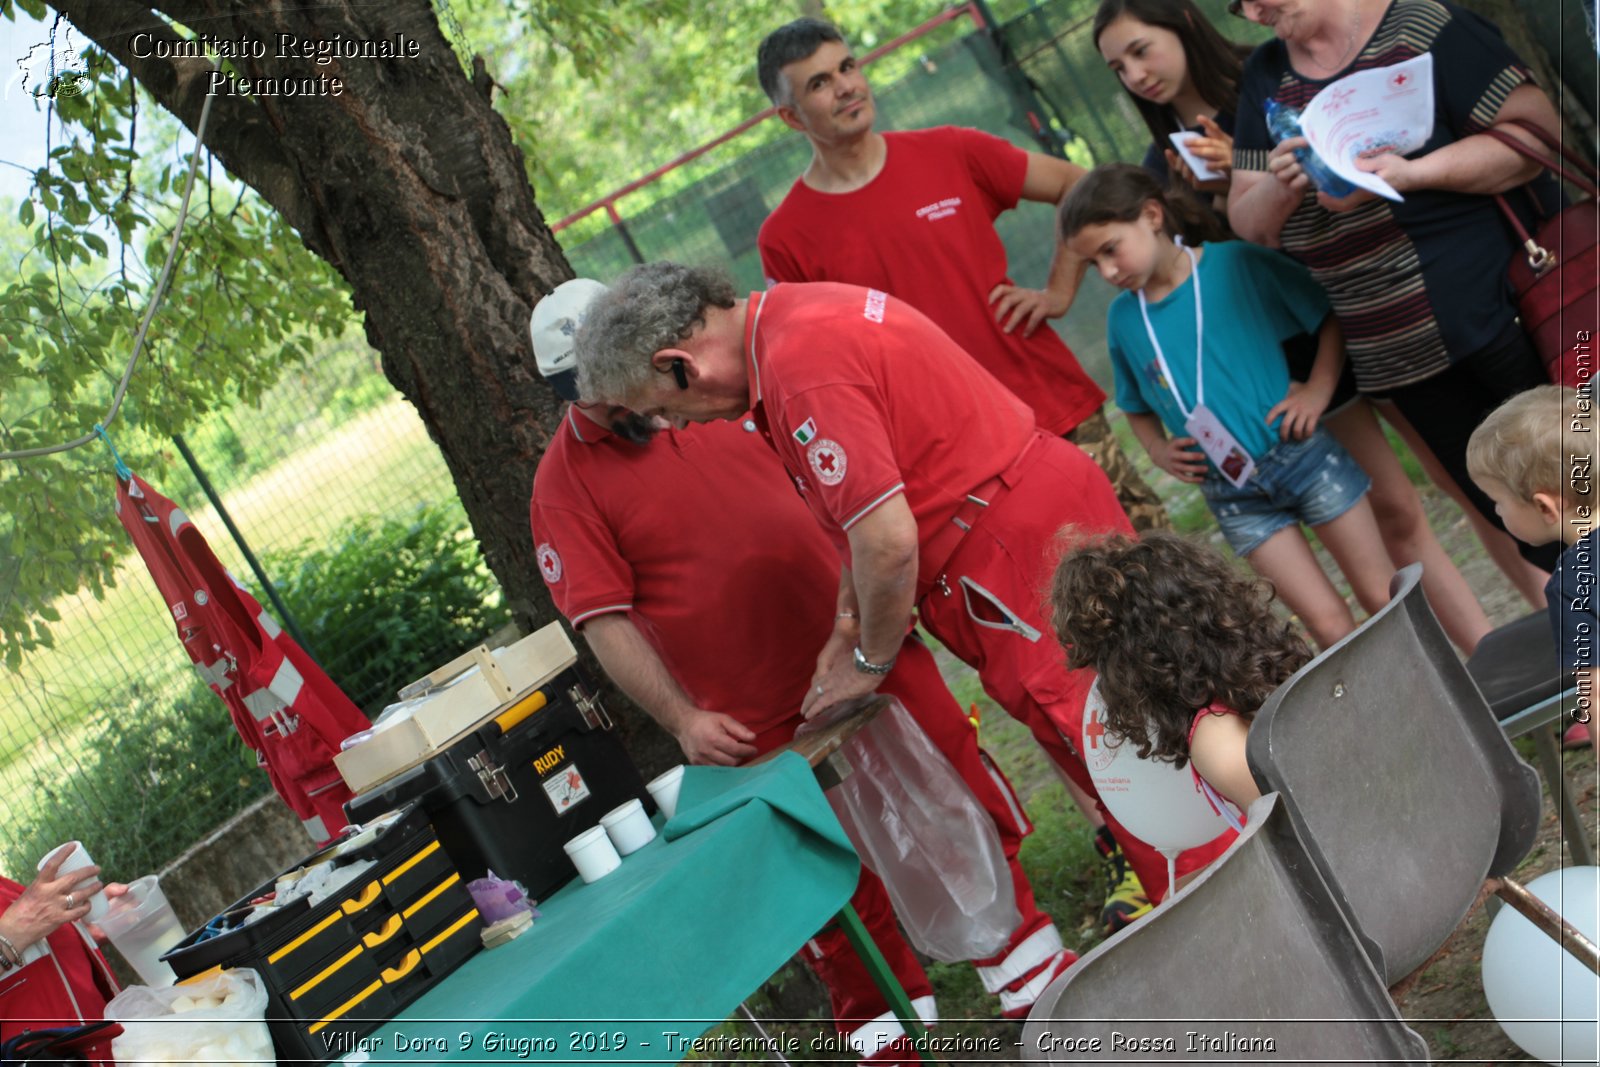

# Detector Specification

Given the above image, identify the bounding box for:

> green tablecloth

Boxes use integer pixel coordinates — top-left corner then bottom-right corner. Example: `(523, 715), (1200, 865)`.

(370, 753), (859, 1062)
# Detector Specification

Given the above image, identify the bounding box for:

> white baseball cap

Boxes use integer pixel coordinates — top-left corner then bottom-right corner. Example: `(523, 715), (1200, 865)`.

(530, 278), (609, 402)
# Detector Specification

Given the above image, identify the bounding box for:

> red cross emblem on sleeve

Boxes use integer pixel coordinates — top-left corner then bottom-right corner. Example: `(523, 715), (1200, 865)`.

(807, 438), (848, 486)
(537, 543), (563, 583)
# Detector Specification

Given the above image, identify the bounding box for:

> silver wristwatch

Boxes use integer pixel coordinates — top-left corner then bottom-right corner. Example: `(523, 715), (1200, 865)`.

(852, 645), (897, 675)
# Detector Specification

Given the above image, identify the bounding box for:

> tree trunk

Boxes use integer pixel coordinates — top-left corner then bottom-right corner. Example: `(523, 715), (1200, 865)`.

(49, 0), (681, 774)
(1457, 0), (1597, 155)
(1458, 0), (1554, 85)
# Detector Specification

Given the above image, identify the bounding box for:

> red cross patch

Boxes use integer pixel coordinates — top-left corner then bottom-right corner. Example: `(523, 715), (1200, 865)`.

(1084, 718), (1106, 750)
(1085, 686), (1118, 774)
(807, 438), (848, 487)
(536, 542), (563, 584)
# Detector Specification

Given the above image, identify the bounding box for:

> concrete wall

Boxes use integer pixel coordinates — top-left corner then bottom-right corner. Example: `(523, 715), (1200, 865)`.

(96, 794), (308, 987)
(157, 792), (312, 933)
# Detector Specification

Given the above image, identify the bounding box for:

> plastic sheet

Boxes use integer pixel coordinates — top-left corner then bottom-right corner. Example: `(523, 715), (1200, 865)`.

(816, 697), (1020, 961)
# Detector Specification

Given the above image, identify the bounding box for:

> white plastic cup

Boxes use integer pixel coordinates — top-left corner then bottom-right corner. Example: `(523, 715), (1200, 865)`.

(37, 841), (109, 921)
(96, 875), (184, 987)
(599, 798), (656, 856)
(646, 765), (686, 820)
(562, 825), (621, 883)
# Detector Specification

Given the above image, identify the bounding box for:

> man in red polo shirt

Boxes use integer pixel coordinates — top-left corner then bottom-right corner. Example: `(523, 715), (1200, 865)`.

(754, 17), (1167, 535)
(573, 264), (1233, 910)
(528, 279), (1078, 1034)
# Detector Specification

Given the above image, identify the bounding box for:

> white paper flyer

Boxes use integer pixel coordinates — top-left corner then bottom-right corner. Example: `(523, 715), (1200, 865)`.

(1168, 131), (1226, 182)
(1299, 53), (1435, 201)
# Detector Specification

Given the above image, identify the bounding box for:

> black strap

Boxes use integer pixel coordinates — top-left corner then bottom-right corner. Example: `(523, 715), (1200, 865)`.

(0, 1021), (116, 1064)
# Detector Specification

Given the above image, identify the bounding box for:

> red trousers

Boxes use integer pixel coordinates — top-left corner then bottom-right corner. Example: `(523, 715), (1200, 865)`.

(917, 433), (1231, 904)
(750, 635), (1066, 1052)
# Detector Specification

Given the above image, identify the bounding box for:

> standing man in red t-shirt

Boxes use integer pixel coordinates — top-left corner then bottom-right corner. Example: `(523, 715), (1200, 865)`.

(572, 264), (1232, 915)
(755, 17), (1168, 539)
(528, 279), (1079, 1033)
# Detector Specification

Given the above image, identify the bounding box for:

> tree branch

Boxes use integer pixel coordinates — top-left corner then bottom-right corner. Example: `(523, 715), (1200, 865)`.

(45, 0), (322, 243)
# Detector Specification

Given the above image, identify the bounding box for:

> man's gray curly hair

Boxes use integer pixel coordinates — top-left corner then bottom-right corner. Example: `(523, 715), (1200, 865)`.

(574, 262), (737, 403)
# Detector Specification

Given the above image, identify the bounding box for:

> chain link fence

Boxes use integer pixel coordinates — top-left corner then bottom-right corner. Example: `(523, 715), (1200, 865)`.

(0, 343), (495, 877)
(559, 0), (1262, 386)
(2, 0), (1255, 882)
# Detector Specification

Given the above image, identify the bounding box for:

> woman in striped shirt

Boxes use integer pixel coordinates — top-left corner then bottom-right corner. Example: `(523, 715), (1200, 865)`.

(1227, 0), (1564, 574)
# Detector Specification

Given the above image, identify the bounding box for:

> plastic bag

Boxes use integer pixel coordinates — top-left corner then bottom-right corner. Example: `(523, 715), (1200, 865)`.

(816, 697), (1020, 961)
(467, 869), (538, 924)
(106, 968), (275, 1064)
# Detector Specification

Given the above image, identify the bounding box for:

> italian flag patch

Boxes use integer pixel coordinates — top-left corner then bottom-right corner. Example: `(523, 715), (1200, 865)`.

(793, 418), (817, 445)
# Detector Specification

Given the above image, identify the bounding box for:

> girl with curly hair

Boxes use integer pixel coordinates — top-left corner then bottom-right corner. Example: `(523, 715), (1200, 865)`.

(1051, 531), (1312, 818)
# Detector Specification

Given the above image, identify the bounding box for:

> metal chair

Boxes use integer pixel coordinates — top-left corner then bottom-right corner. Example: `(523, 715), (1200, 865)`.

(1247, 564), (1544, 984)
(1465, 611), (1595, 868)
(1021, 793), (1429, 1063)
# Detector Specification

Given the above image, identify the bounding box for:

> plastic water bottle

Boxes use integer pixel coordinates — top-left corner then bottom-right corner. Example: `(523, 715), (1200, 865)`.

(1264, 99), (1358, 199)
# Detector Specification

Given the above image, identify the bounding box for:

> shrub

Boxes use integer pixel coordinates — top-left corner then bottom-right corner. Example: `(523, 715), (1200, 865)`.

(4, 674), (267, 879)
(265, 503), (512, 711)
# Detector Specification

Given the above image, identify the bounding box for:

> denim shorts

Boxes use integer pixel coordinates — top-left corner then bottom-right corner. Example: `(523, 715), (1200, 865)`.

(1199, 428), (1371, 557)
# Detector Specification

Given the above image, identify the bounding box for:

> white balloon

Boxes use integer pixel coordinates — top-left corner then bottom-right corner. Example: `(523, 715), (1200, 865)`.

(1079, 677), (1237, 853)
(1482, 865), (1600, 1066)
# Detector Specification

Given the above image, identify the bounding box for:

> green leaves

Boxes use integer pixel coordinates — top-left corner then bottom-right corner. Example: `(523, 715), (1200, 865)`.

(482, 0), (969, 225)
(0, 671), (270, 879)
(0, 50), (353, 670)
(516, 0), (689, 77)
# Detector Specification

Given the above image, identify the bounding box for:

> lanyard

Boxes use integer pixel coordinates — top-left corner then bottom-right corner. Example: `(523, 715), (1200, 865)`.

(1137, 245), (1204, 421)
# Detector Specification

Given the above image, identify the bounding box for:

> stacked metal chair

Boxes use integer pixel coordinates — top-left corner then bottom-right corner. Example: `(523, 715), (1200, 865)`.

(1024, 565), (1548, 1062)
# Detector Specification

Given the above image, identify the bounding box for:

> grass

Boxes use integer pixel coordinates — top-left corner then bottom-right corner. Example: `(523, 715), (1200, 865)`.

(0, 398), (452, 767)
(898, 412), (1545, 1053)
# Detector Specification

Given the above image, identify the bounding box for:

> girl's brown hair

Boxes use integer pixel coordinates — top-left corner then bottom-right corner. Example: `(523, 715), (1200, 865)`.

(1059, 162), (1226, 248)
(1050, 531), (1311, 767)
(1091, 0), (1253, 151)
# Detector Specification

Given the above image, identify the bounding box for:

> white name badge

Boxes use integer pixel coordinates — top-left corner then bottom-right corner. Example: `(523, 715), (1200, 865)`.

(1185, 404), (1255, 488)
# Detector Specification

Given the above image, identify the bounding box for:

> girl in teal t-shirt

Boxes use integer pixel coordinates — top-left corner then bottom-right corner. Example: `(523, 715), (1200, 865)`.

(1060, 164), (1393, 650)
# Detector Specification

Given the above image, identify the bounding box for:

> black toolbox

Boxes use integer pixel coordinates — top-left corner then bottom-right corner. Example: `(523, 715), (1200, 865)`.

(346, 667), (651, 902)
(161, 804), (482, 1063)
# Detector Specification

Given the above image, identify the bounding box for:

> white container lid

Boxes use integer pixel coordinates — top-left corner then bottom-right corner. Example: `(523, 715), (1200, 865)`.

(564, 824), (609, 850)
(600, 798), (645, 828)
